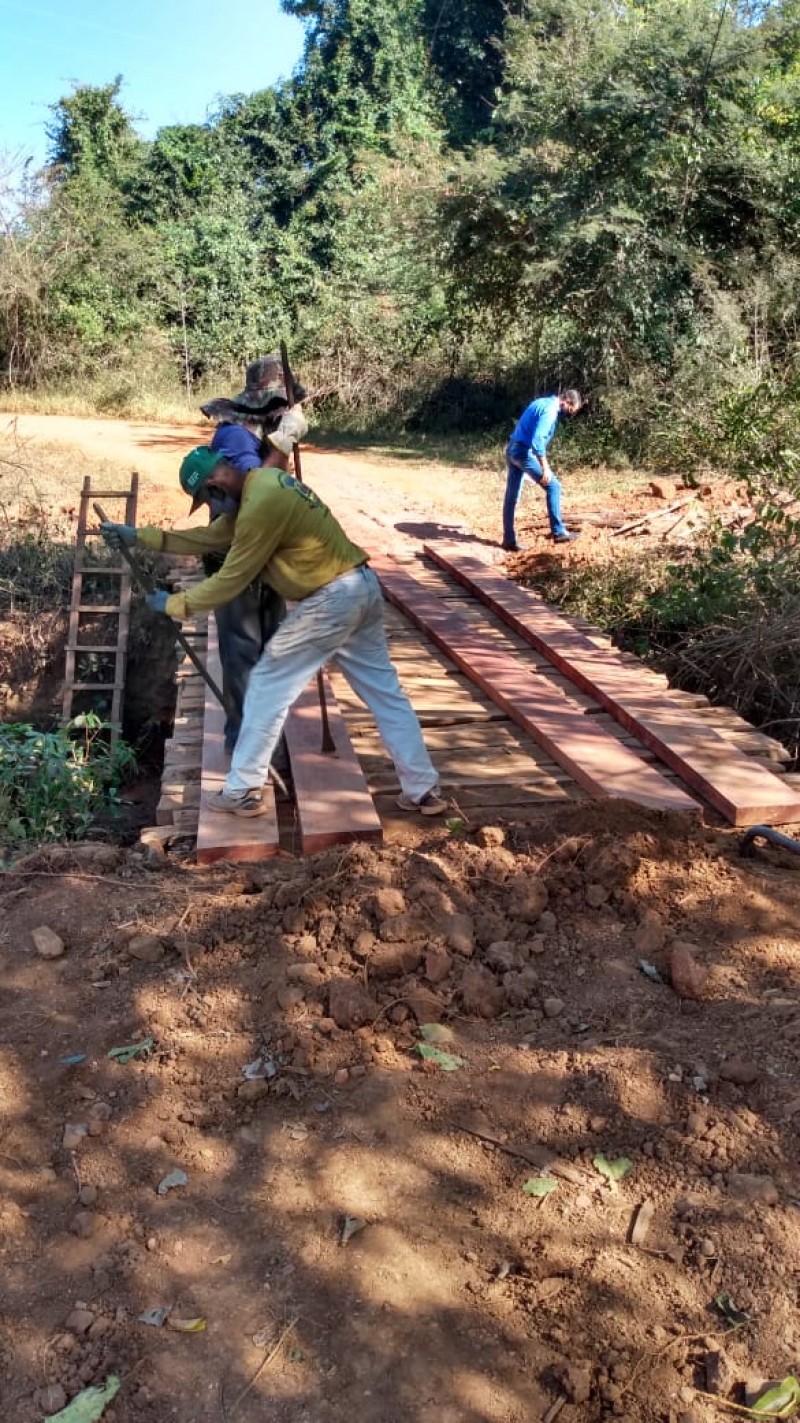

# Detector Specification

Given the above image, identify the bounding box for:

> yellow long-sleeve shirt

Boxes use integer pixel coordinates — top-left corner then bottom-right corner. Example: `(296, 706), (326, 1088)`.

(136, 468), (368, 619)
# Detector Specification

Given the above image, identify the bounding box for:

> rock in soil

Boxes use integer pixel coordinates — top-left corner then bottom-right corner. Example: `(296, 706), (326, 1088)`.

(328, 978), (377, 1030)
(35, 1385), (68, 1414)
(65, 1309), (94, 1335)
(719, 1056), (760, 1086)
(425, 948), (452, 984)
(369, 942), (424, 979)
(669, 940), (708, 999)
(32, 925), (66, 959)
(508, 874), (548, 922)
(445, 913), (476, 957)
(633, 910), (666, 957)
(727, 1172), (779, 1206)
(127, 932), (165, 963)
(555, 1362), (592, 1404)
(460, 963), (505, 1019)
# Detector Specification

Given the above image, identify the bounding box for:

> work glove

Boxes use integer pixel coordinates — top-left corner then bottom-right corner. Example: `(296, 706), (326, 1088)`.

(145, 590), (171, 616)
(99, 521), (137, 550)
(268, 404), (309, 456)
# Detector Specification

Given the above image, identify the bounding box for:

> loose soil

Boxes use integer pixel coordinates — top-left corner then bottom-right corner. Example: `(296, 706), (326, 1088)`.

(1, 413), (799, 1423)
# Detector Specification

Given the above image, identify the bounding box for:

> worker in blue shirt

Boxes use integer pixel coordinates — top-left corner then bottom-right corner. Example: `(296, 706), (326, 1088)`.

(502, 389), (583, 551)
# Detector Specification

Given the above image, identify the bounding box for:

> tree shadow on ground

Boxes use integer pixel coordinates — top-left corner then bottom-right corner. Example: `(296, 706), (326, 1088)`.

(1, 802), (799, 1422)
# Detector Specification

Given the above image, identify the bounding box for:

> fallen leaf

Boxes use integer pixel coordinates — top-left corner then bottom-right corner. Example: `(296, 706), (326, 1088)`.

(594, 1154), (633, 1185)
(522, 1177), (558, 1198)
(167, 1316), (206, 1333)
(414, 1043), (467, 1071)
(751, 1375), (800, 1417)
(713, 1291), (750, 1327)
(108, 1037), (154, 1064)
(44, 1376), (121, 1421)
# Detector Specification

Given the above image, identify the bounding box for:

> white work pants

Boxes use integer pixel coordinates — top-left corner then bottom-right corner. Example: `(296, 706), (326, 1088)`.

(225, 565), (438, 802)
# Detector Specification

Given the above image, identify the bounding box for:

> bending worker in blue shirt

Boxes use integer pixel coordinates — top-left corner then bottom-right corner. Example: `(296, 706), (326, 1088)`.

(502, 389), (583, 551)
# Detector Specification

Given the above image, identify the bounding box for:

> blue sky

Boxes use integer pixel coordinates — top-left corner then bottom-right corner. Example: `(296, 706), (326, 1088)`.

(0, 0), (306, 172)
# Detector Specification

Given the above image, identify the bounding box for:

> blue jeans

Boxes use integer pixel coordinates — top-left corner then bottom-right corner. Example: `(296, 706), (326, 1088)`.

(207, 568), (285, 752)
(226, 565), (439, 802)
(503, 441), (567, 541)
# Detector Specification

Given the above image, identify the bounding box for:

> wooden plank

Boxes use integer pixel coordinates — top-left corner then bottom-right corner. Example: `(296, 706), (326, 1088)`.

(370, 555), (700, 816)
(283, 675), (383, 854)
(195, 622), (280, 865)
(426, 544), (800, 828)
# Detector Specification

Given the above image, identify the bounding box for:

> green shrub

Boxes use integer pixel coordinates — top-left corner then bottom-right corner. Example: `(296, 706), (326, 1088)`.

(0, 712), (137, 849)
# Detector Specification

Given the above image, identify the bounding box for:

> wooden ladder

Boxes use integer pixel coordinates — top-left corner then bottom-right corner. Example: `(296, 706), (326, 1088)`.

(62, 473), (139, 744)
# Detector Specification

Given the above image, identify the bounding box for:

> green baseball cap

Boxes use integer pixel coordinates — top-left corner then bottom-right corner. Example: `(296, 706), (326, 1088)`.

(179, 446), (224, 510)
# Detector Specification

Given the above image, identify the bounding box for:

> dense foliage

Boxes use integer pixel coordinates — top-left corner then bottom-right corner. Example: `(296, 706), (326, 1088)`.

(0, 0), (798, 449)
(0, 713), (136, 848)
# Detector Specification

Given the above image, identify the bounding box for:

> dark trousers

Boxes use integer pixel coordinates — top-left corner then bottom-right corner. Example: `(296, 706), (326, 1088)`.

(203, 557), (285, 752)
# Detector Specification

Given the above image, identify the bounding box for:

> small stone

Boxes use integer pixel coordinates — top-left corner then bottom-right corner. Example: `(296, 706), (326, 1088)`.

(351, 930), (376, 960)
(425, 948), (452, 984)
(237, 1079), (269, 1101)
(484, 941), (522, 974)
(476, 825), (505, 847)
(504, 966), (540, 1008)
(334, 1068), (350, 1086)
(78, 1185), (98, 1207)
(699, 1238), (716, 1258)
(389, 1004), (409, 1023)
(527, 935), (547, 956)
(719, 1057), (760, 1087)
(369, 942), (424, 979)
(62, 1124), (89, 1151)
(542, 996), (565, 1018)
(727, 1172), (779, 1206)
(705, 1350), (733, 1396)
(633, 910), (666, 957)
(508, 874), (548, 923)
(460, 963), (505, 1019)
(277, 985), (305, 1010)
(70, 1211), (96, 1239)
(445, 913), (476, 958)
(555, 1362), (592, 1405)
(586, 883), (609, 907)
(669, 941), (708, 1000)
(35, 1385), (68, 1414)
(32, 925), (66, 959)
(686, 1111), (706, 1135)
(328, 978), (377, 1030)
(127, 933), (165, 963)
(87, 1315), (110, 1338)
(373, 888), (406, 918)
(537, 911), (558, 934)
(630, 1199), (654, 1246)
(285, 963), (325, 989)
(65, 1309), (94, 1335)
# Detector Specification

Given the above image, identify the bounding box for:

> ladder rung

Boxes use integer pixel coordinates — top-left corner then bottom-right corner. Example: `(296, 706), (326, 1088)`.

(83, 489), (137, 499)
(77, 604), (121, 613)
(68, 682), (124, 691)
(76, 565), (124, 575)
(67, 644), (119, 653)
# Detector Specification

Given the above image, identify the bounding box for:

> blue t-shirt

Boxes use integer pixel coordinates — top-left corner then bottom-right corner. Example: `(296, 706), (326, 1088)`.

(209, 422), (262, 472)
(510, 396), (561, 457)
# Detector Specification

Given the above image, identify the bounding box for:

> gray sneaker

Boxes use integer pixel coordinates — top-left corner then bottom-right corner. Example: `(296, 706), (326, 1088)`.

(205, 788), (266, 818)
(396, 788), (447, 817)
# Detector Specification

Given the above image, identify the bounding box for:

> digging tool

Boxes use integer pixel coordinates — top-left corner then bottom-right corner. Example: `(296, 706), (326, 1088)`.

(279, 340), (336, 756)
(92, 500), (289, 796)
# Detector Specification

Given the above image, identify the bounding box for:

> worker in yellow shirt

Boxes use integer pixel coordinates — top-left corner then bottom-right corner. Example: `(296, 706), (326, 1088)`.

(99, 409), (445, 818)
